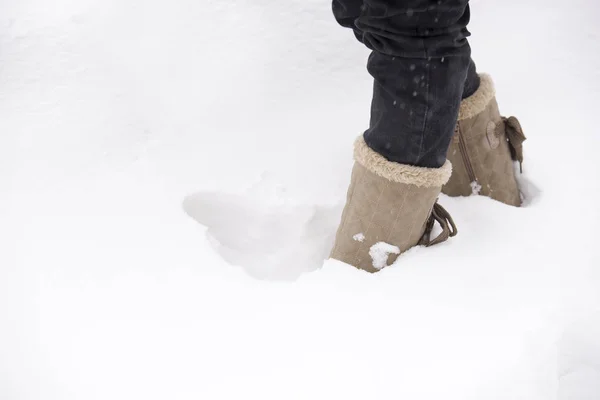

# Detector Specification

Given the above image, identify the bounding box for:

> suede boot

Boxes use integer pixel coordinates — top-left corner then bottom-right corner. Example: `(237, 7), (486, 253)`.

(443, 74), (526, 206)
(330, 137), (456, 273)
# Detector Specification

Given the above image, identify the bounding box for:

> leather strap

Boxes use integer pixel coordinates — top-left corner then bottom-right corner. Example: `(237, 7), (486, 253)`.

(419, 201), (458, 247)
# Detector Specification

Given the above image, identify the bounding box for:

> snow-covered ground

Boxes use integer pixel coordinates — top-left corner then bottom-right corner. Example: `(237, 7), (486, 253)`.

(1, 0), (599, 399)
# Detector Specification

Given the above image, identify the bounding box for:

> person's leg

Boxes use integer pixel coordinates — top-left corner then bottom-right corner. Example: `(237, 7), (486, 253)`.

(333, 0), (479, 168)
(333, 0), (480, 101)
(463, 58), (480, 99)
(332, 0), (365, 43)
(360, 0), (474, 168)
(333, 0), (524, 207)
(330, 1), (470, 272)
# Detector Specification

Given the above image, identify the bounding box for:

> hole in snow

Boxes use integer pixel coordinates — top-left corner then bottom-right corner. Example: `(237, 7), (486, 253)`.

(183, 189), (340, 281)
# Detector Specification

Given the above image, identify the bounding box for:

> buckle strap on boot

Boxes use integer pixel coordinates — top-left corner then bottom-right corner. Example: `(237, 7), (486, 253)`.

(502, 116), (527, 173)
(419, 201), (458, 247)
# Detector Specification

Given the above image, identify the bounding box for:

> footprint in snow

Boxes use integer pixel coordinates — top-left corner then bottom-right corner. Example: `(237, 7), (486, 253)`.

(183, 188), (340, 281)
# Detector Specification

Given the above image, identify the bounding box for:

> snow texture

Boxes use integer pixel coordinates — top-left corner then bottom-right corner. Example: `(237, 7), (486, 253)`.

(353, 232), (365, 242)
(369, 242), (401, 270)
(471, 180), (482, 195)
(1, 0), (599, 399)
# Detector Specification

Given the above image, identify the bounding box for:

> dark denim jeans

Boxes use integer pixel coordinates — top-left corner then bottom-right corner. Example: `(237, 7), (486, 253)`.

(333, 0), (480, 168)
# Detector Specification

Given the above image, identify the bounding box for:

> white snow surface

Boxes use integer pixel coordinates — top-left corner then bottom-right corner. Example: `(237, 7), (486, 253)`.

(1, 0), (599, 399)
(369, 242), (401, 270)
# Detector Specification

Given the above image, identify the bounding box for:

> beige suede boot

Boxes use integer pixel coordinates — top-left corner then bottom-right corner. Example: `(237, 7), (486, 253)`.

(443, 74), (526, 207)
(330, 137), (456, 273)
